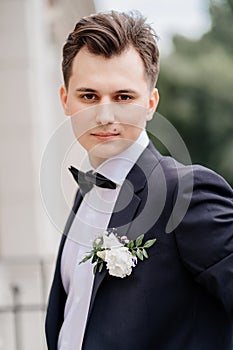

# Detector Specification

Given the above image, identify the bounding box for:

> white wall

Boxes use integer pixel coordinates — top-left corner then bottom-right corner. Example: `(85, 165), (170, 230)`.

(0, 0), (95, 348)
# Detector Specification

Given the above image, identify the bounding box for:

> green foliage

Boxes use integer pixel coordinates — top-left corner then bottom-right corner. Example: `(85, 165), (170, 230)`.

(155, 0), (233, 185)
(79, 233), (157, 274)
(128, 234), (156, 261)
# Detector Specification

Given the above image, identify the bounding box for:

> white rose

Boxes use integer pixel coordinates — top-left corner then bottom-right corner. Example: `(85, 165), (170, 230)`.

(105, 247), (137, 278)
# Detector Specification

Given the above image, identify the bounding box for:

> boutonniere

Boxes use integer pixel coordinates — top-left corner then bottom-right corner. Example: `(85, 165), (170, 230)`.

(80, 229), (156, 278)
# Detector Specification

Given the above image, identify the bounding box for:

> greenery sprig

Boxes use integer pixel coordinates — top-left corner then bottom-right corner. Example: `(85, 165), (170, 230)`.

(80, 232), (156, 276)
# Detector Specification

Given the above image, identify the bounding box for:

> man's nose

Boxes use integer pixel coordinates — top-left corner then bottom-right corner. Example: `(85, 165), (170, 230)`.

(95, 103), (115, 125)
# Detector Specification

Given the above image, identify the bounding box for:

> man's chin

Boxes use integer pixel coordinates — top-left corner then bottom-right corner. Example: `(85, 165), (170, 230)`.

(88, 140), (134, 166)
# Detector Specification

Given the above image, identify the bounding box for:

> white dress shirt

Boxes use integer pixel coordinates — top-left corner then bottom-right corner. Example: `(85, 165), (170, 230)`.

(58, 131), (149, 350)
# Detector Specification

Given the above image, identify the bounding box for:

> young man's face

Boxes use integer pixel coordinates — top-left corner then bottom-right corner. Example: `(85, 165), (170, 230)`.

(60, 46), (159, 168)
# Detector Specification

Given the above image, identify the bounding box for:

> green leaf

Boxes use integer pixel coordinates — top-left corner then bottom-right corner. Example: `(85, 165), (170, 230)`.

(93, 264), (98, 274)
(99, 261), (104, 272)
(79, 253), (93, 264)
(135, 234), (144, 247)
(92, 255), (97, 264)
(143, 238), (156, 249)
(142, 248), (148, 259)
(127, 240), (134, 249)
(136, 248), (144, 261)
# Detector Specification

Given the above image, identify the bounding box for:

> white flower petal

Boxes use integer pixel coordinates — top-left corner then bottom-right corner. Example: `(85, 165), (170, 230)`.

(103, 233), (123, 249)
(105, 247), (135, 278)
(96, 250), (106, 261)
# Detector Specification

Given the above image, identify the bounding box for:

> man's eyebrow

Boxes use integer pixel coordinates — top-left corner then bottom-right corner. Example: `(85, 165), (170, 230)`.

(75, 88), (138, 94)
(115, 89), (138, 94)
(75, 88), (97, 92)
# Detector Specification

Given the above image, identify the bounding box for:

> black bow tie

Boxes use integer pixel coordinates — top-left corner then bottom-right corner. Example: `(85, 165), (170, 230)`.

(69, 166), (117, 196)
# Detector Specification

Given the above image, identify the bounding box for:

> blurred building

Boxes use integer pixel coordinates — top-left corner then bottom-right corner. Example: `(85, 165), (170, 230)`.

(0, 0), (95, 349)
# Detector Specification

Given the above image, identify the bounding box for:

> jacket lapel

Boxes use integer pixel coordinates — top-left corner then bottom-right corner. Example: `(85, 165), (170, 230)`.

(87, 142), (161, 322)
(46, 190), (83, 348)
(87, 179), (142, 321)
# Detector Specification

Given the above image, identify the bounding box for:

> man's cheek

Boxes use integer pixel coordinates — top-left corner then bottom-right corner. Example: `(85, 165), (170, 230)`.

(71, 113), (96, 139)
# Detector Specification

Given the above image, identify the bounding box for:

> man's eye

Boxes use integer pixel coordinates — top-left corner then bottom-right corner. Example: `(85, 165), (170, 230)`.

(115, 95), (132, 102)
(82, 94), (97, 100)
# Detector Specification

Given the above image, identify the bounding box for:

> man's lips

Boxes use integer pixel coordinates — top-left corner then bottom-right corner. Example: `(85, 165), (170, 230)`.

(91, 132), (120, 140)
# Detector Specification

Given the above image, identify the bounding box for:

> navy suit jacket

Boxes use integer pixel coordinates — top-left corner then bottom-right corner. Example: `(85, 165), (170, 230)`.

(45, 142), (233, 349)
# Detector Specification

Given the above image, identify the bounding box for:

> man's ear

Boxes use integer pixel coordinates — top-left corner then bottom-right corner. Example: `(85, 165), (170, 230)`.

(60, 85), (70, 116)
(146, 88), (159, 121)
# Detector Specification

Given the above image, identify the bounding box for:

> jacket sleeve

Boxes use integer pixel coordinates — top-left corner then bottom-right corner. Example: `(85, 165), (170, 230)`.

(174, 165), (233, 319)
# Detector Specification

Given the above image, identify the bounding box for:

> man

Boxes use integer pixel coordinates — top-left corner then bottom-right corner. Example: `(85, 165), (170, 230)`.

(45, 11), (233, 350)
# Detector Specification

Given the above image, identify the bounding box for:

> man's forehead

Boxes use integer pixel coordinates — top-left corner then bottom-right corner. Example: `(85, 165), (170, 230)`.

(69, 45), (151, 91)
(73, 45), (140, 63)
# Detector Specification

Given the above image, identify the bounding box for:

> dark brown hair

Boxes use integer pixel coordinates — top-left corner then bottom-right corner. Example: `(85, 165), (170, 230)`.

(62, 11), (160, 90)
